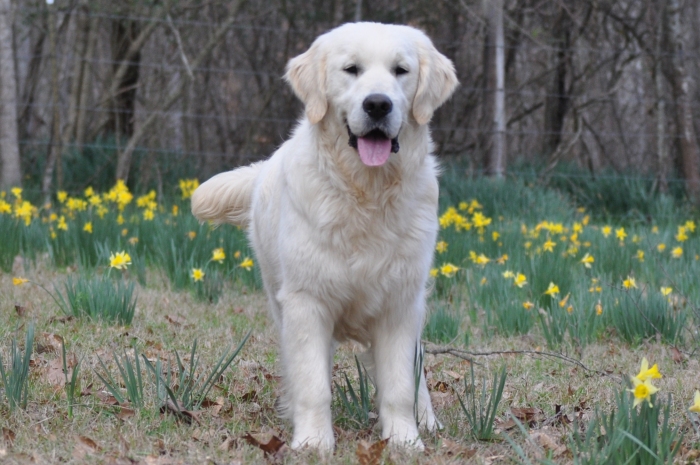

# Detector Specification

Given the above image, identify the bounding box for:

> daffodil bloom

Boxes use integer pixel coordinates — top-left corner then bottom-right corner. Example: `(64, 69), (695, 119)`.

(239, 257), (254, 271)
(234, 251), (241, 259)
(602, 226), (612, 237)
(580, 253), (594, 268)
(212, 248), (226, 263)
(595, 302), (603, 315)
(615, 228), (627, 241)
(623, 276), (637, 289)
(435, 241), (448, 253)
(543, 239), (556, 252)
(573, 222), (583, 233)
(676, 226), (688, 242)
(143, 209), (155, 221)
(128, 237), (139, 245)
(440, 263), (459, 277)
(12, 277), (28, 286)
(689, 391), (700, 413)
(11, 187), (22, 199)
(636, 249), (644, 262)
(634, 357), (662, 382)
(187, 231), (197, 240)
(660, 287), (672, 296)
(495, 254), (508, 264)
(558, 293), (570, 308)
(57, 191), (67, 203)
(191, 268), (205, 282)
(544, 282), (560, 296)
(458, 201), (468, 211)
(109, 251), (132, 270)
(685, 220), (696, 233)
(629, 377), (659, 408)
(632, 235), (641, 243)
(83, 222), (93, 234)
(514, 273), (527, 288)
(566, 305), (574, 314)
(671, 246), (683, 258)
(652, 225), (659, 234)
(57, 216), (68, 231)
(479, 277), (488, 285)
(657, 243), (666, 252)
(523, 301), (534, 310)
(492, 231), (500, 241)
(502, 270), (515, 279)
(429, 268), (438, 278)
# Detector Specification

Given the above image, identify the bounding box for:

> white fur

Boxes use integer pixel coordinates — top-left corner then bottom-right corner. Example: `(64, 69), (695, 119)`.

(191, 22), (458, 451)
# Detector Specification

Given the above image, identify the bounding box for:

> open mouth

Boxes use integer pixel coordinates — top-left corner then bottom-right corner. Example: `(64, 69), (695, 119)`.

(347, 127), (400, 167)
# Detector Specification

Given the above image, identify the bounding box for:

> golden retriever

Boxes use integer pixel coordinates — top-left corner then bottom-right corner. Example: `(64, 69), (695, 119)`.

(191, 22), (458, 451)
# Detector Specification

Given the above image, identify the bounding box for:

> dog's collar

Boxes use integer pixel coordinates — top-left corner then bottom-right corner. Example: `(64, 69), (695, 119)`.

(347, 126), (400, 154)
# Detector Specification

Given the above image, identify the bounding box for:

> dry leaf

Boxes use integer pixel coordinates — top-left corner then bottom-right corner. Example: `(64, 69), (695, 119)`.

(440, 437), (476, 458)
(47, 315), (74, 324)
(160, 399), (201, 424)
(45, 358), (68, 387)
(530, 432), (567, 457)
(443, 370), (463, 382)
(72, 435), (100, 460)
(671, 347), (685, 364)
(165, 314), (191, 327)
(14, 304), (27, 317)
(116, 406), (135, 420)
(94, 390), (120, 406)
(38, 332), (64, 354)
(356, 438), (388, 465)
(2, 428), (15, 447)
(510, 407), (545, 426)
(243, 432), (288, 460)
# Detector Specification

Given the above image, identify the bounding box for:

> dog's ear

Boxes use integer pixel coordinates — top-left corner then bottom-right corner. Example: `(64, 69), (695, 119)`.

(285, 42), (328, 124)
(412, 40), (459, 126)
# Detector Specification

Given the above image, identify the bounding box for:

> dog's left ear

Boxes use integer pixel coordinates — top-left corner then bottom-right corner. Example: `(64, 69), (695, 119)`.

(412, 40), (459, 126)
(285, 42), (328, 124)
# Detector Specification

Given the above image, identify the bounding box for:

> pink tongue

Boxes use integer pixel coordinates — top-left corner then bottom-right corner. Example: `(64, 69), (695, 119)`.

(357, 137), (391, 166)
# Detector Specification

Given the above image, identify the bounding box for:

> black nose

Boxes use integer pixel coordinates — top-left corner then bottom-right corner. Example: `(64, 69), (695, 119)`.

(362, 94), (393, 120)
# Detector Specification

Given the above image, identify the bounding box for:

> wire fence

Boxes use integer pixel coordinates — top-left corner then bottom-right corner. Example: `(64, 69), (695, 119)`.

(5, 0), (700, 196)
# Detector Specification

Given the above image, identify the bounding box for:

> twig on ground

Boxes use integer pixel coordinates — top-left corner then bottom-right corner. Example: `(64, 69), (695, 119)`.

(424, 343), (618, 379)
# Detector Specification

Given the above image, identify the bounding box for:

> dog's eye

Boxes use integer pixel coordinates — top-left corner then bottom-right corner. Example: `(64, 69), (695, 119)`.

(344, 65), (359, 75)
(394, 66), (409, 76)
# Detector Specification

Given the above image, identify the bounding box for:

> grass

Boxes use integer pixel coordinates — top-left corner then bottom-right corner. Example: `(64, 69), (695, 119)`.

(0, 323), (34, 412)
(56, 274), (137, 325)
(2, 173), (700, 463)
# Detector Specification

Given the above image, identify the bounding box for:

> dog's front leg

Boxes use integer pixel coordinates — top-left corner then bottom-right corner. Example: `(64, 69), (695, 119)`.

(372, 306), (425, 450)
(279, 291), (334, 451)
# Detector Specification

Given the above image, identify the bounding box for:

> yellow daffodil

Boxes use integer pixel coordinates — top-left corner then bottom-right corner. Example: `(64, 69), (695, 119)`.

(502, 270), (515, 279)
(660, 287), (672, 296)
(634, 357), (662, 382)
(652, 225), (659, 234)
(544, 282), (560, 296)
(595, 301), (603, 315)
(495, 254), (508, 264)
(623, 276), (637, 289)
(580, 253), (594, 268)
(435, 241), (448, 253)
(57, 216), (68, 231)
(458, 201), (468, 211)
(128, 237), (139, 245)
(685, 220), (696, 233)
(657, 243), (666, 252)
(676, 226), (688, 242)
(11, 187), (22, 199)
(191, 268), (205, 282)
(629, 377), (659, 408)
(83, 222), (93, 234)
(523, 301), (534, 310)
(187, 231), (197, 240)
(492, 231), (500, 241)
(558, 293), (570, 308)
(689, 391), (700, 413)
(440, 263), (459, 277)
(480, 276), (488, 285)
(239, 257), (254, 271)
(234, 251), (241, 259)
(602, 225), (612, 237)
(57, 191), (67, 203)
(543, 239), (556, 252)
(212, 247), (226, 263)
(143, 209), (155, 221)
(671, 246), (683, 258)
(429, 268), (438, 278)
(514, 273), (527, 288)
(636, 249), (644, 262)
(616, 227), (627, 241)
(109, 251), (132, 270)
(12, 277), (28, 286)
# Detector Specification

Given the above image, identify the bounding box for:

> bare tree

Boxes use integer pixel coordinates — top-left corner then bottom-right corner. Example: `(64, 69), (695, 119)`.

(0, 0), (21, 189)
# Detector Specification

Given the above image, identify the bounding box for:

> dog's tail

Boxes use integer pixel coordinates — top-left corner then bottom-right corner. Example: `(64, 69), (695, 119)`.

(191, 162), (263, 227)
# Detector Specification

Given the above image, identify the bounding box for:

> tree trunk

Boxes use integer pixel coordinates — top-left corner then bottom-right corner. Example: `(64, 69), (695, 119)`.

(0, 0), (21, 189)
(63, 0), (92, 147)
(654, 14), (668, 194)
(486, 0), (506, 177)
(41, 4), (62, 198)
(664, 0), (700, 203)
(115, 0), (246, 181)
(542, 6), (571, 157)
(106, 19), (142, 138)
(75, 15), (98, 150)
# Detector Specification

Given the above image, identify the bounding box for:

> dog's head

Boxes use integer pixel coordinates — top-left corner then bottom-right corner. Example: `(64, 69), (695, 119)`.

(285, 22), (458, 167)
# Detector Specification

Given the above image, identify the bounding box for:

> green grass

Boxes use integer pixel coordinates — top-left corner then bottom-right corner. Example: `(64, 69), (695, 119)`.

(56, 274), (137, 325)
(0, 323), (34, 411)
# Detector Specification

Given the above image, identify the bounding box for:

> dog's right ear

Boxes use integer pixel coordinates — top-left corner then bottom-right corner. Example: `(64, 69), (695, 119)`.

(285, 42), (328, 124)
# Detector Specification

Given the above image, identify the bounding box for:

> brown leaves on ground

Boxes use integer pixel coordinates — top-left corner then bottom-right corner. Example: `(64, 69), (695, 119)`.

(72, 435), (101, 460)
(164, 314), (192, 328)
(355, 438), (388, 465)
(160, 399), (201, 425)
(242, 432), (288, 461)
(2, 428), (15, 448)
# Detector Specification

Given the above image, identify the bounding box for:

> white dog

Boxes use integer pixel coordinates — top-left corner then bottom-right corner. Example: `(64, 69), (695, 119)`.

(191, 22), (457, 451)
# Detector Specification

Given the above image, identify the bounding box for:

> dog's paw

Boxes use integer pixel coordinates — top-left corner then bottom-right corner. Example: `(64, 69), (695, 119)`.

(290, 429), (335, 452)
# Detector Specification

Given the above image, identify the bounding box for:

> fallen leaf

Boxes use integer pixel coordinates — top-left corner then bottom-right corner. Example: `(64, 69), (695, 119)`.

(243, 432), (288, 460)
(38, 332), (64, 354)
(443, 370), (463, 382)
(356, 438), (388, 465)
(116, 406), (135, 420)
(45, 358), (68, 387)
(240, 390), (258, 402)
(671, 347), (685, 364)
(510, 407), (545, 426)
(72, 435), (100, 460)
(165, 314), (191, 328)
(160, 399), (201, 424)
(530, 432), (567, 457)
(432, 381), (450, 393)
(47, 315), (74, 324)
(2, 428), (15, 447)
(14, 304), (27, 317)
(550, 404), (572, 426)
(94, 390), (120, 406)
(440, 437), (476, 458)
